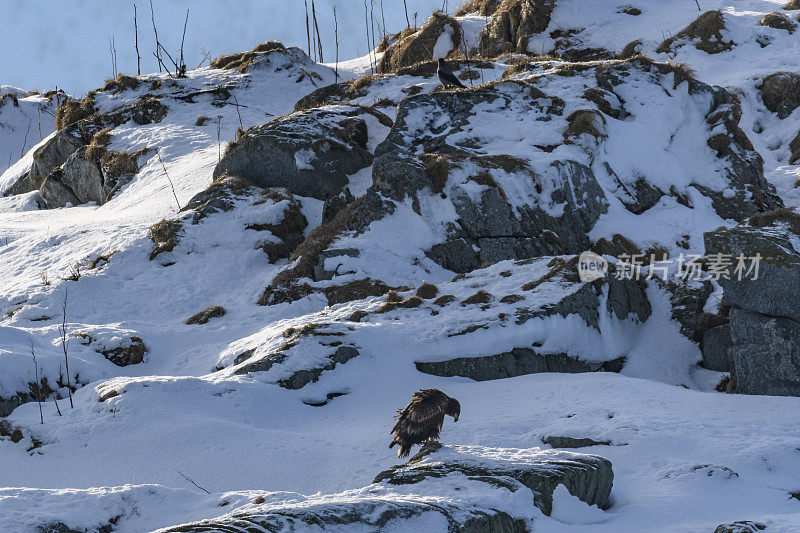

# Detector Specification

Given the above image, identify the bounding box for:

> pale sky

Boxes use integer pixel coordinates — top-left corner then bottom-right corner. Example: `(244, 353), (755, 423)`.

(0, 0), (449, 95)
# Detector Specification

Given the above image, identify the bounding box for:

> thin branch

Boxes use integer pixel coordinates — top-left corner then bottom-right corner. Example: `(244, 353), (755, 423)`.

(134, 4), (141, 75)
(59, 289), (73, 409)
(149, 0), (162, 72)
(178, 470), (211, 494)
(157, 150), (181, 211)
(178, 9), (189, 77)
(334, 6), (339, 82)
(30, 341), (43, 425)
(312, 0), (323, 62)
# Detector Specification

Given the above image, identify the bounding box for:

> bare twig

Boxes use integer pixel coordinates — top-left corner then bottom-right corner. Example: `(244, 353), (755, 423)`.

(364, 0), (373, 74)
(304, 0), (312, 59)
(134, 4), (141, 75)
(52, 395), (62, 416)
(380, 0), (386, 39)
(216, 116), (222, 163)
(312, 0), (323, 63)
(694, 0), (702, 10)
(404, 0), (411, 29)
(59, 289), (73, 409)
(20, 117), (32, 159)
(232, 94), (244, 132)
(178, 9), (189, 77)
(334, 6), (339, 82)
(150, 0), (162, 72)
(178, 470), (211, 494)
(109, 36), (118, 79)
(157, 150), (181, 211)
(30, 341), (43, 424)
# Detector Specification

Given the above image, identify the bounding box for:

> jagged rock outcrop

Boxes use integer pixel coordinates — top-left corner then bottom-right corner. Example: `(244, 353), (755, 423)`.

(3, 125), (88, 196)
(213, 106), (375, 201)
(705, 220), (800, 395)
(373, 444), (614, 516)
(262, 58), (779, 307)
(149, 176), (309, 265)
(159, 444), (613, 531)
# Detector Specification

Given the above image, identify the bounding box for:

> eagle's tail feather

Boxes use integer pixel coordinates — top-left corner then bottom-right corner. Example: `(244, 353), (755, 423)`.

(398, 445), (411, 458)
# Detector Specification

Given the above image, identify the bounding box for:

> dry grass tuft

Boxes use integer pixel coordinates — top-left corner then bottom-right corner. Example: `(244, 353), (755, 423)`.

(416, 282), (438, 299)
(378, 11), (462, 74)
(186, 305), (227, 325)
(656, 10), (733, 55)
(149, 219), (183, 260)
(564, 110), (606, 142)
(461, 290), (492, 306)
(434, 294), (456, 306)
(456, 0), (502, 16)
(760, 11), (797, 32)
(211, 41), (286, 72)
(100, 74), (141, 94)
(55, 96), (97, 130)
(785, 0), (800, 9)
(195, 115), (211, 126)
(749, 207), (800, 235)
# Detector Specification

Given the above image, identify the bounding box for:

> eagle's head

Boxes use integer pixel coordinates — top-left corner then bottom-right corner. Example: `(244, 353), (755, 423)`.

(446, 397), (460, 422)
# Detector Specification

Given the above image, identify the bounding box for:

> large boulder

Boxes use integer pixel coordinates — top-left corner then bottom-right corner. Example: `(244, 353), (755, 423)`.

(728, 308), (800, 396)
(705, 223), (800, 323)
(378, 12), (462, 73)
(40, 148), (105, 208)
(158, 444), (613, 531)
(3, 125), (89, 196)
(213, 106), (374, 201)
(373, 444), (614, 516)
(705, 219), (800, 395)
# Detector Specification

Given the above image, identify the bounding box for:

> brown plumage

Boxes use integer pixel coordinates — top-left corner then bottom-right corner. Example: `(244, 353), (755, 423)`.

(390, 389), (460, 458)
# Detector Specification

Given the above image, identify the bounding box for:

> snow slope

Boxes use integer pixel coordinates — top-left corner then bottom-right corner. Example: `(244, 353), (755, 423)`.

(1, 0), (800, 531)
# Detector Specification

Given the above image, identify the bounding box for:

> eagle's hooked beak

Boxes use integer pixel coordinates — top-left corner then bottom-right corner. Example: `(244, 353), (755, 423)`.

(454, 415), (459, 422)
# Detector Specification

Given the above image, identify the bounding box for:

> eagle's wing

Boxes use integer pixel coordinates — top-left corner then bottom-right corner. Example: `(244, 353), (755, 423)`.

(391, 389), (449, 444)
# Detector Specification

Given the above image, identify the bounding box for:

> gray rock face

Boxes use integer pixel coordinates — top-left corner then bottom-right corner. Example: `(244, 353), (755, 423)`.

(40, 149), (106, 208)
(374, 444), (614, 516)
(542, 436), (611, 448)
(702, 324), (733, 371)
(415, 348), (626, 381)
(162, 498), (527, 533)
(40, 171), (81, 208)
(4, 125), (88, 196)
(373, 89), (609, 273)
(729, 308), (800, 396)
(714, 521), (767, 533)
(705, 225), (800, 395)
(158, 444), (613, 532)
(705, 226), (800, 322)
(213, 106), (374, 201)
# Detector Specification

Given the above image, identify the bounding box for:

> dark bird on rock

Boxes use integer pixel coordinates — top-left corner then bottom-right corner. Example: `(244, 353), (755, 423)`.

(437, 58), (466, 89)
(390, 389), (460, 458)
